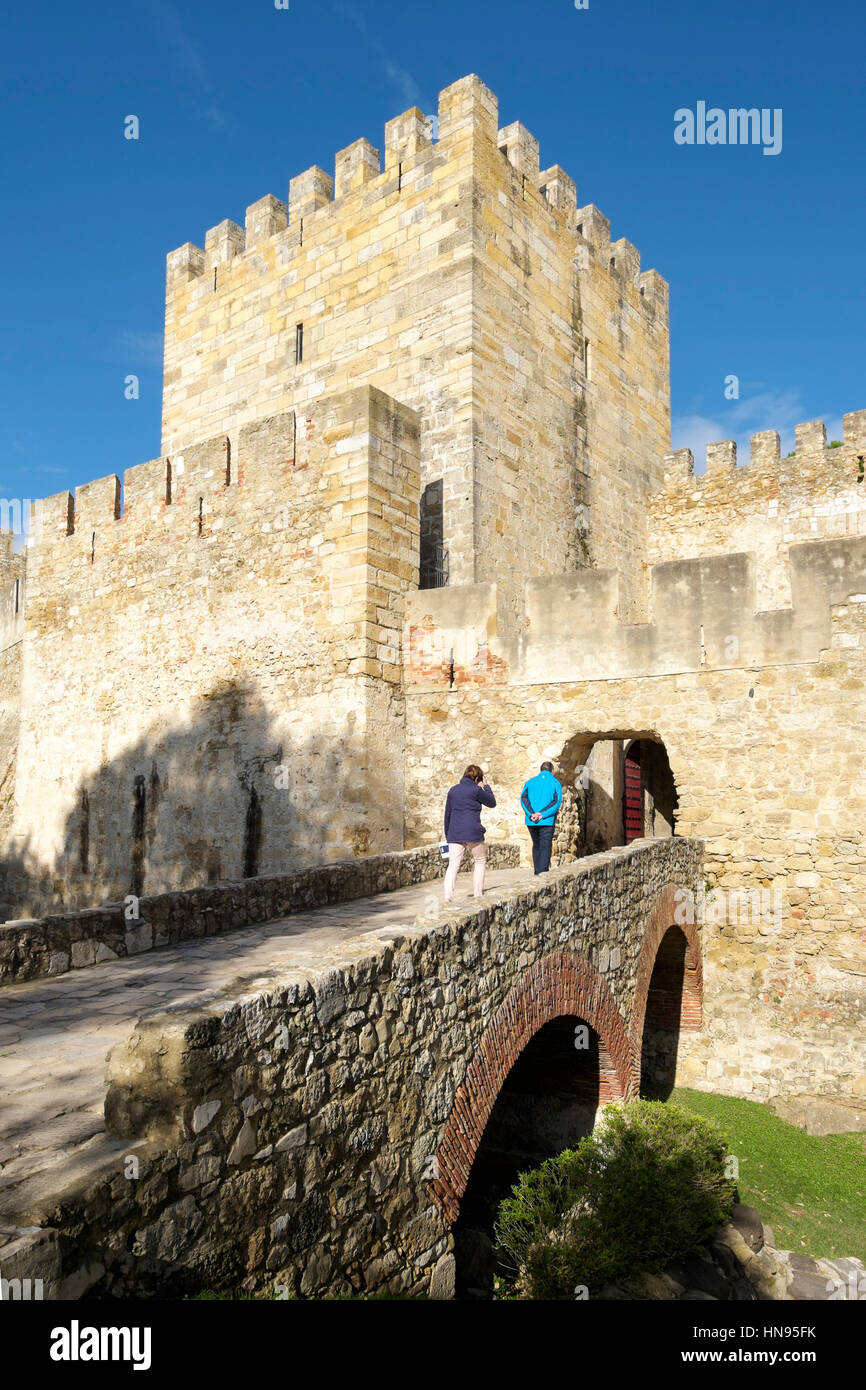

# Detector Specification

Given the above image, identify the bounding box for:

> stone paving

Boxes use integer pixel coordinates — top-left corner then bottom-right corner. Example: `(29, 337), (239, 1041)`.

(0, 866), (527, 1222)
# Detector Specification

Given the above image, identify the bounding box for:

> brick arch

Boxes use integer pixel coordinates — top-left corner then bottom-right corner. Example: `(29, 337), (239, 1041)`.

(431, 950), (631, 1223)
(629, 882), (703, 1095)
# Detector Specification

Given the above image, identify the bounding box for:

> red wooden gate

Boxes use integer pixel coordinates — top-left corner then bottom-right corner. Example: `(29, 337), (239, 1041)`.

(624, 748), (643, 842)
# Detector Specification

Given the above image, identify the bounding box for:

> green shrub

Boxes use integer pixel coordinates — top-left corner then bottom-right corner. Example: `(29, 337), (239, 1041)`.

(494, 1099), (736, 1299)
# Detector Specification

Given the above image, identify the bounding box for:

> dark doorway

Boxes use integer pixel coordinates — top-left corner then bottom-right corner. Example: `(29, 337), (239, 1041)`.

(130, 775), (147, 897)
(419, 480), (448, 589)
(243, 787), (263, 878)
(640, 926), (689, 1099)
(454, 1015), (605, 1299)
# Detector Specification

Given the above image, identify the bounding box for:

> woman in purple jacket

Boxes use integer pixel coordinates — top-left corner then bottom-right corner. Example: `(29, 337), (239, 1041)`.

(442, 764), (497, 903)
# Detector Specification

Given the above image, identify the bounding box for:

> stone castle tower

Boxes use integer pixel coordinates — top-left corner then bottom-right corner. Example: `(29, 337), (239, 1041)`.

(1, 74), (864, 1107)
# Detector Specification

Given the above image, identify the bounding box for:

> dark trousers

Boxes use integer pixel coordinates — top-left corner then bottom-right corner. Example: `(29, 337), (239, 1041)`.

(528, 824), (555, 873)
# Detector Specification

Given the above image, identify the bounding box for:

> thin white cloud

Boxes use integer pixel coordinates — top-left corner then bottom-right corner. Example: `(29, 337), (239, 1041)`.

(335, 1), (428, 111)
(120, 330), (164, 368)
(146, 0), (229, 131)
(672, 390), (842, 472)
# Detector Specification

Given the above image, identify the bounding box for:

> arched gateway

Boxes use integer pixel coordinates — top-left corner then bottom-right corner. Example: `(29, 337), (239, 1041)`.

(430, 883), (703, 1226)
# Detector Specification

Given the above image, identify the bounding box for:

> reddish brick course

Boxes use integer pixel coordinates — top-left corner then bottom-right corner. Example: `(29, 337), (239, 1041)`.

(431, 949), (632, 1221)
(629, 882), (703, 1094)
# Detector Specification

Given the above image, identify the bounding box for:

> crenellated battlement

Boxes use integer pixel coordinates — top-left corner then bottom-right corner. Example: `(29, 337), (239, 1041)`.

(23, 389), (417, 590)
(27, 411), (299, 563)
(404, 532), (866, 689)
(660, 409), (866, 492)
(650, 408), (866, 610)
(164, 74), (666, 315)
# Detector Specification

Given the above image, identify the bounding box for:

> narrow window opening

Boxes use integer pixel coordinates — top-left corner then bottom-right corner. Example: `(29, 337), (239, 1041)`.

(609, 255), (616, 269)
(291, 409), (297, 465)
(225, 437), (232, 486)
(419, 480), (448, 589)
(299, 216), (304, 247)
(584, 338), (591, 381)
(198, 497), (204, 536)
(213, 266), (218, 291)
(448, 647), (455, 690)
(79, 789), (90, 874)
(90, 531), (96, 564)
(522, 174), (526, 200)
(640, 285), (645, 297)
(576, 223), (583, 236)
(165, 459), (172, 505)
(14, 578), (19, 614)
(397, 160), (403, 192)
(295, 322), (304, 365)
(130, 774), (146, 898)
(243, 787), (263, 878)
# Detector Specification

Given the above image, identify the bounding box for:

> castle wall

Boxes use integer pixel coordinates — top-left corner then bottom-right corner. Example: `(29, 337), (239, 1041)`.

(162, 86), (478, 585)
(0, 537), (25, 857)
(162, 75), (669, 612)
(3, 386), (419, 917)
(402, 533), (866, 1101)
(650, 411), (866, 609)
(460, 93), (669, 616)
(1, 72), (860, 1111)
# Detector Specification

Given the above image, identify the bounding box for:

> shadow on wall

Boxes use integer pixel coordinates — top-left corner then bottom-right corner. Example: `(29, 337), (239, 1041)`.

(0, 677), (392, 921)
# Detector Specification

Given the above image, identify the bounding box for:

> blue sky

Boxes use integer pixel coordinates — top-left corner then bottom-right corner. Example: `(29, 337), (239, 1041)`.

(1, 0), (864, 532)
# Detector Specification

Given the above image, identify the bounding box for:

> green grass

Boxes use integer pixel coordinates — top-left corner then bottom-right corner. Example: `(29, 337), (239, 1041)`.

(671, 1087), (866, 1264)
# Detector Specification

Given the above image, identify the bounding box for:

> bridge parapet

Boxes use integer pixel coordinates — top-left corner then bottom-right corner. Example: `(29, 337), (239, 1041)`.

(4, 837), (702, 1299)
(0, 841), (521, 987)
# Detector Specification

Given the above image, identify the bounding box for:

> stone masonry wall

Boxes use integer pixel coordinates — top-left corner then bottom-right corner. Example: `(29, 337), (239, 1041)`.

(0, 841), (520, 987)
(2, 385), (419, 919)
(161, 75), (669, 614)
(0, 536), (25, 852)
(650, 411), (866, 610)
(402, 536), (866, 1103)
(0, 838), (701, 1299)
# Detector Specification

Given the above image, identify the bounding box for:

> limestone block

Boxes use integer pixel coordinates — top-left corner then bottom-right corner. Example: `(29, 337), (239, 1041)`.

(245, 194), (287, 249)
(335, 139), (380, 198)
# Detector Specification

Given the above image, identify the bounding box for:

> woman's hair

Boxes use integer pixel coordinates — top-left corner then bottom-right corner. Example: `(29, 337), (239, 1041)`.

(463, 764), (484, 783)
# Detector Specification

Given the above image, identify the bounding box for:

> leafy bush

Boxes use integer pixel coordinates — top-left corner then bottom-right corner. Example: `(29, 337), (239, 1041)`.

(494, 1099), (736, 1299)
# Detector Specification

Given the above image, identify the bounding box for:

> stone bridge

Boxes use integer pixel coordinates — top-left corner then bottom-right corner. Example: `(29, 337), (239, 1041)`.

(0, 836), (702, 1300)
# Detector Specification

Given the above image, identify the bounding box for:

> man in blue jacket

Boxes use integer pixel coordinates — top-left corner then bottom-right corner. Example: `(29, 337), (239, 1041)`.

(520, 761), (562, 874)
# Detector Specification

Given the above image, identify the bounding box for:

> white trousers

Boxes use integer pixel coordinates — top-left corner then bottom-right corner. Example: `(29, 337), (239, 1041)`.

(443, 840), (486, 900)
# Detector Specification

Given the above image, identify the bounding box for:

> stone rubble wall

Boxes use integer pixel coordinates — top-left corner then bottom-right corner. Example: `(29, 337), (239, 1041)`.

(0, 838), (701, 1300)
(402, 557), (866, 1102)
(0, 842), (520, 987)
